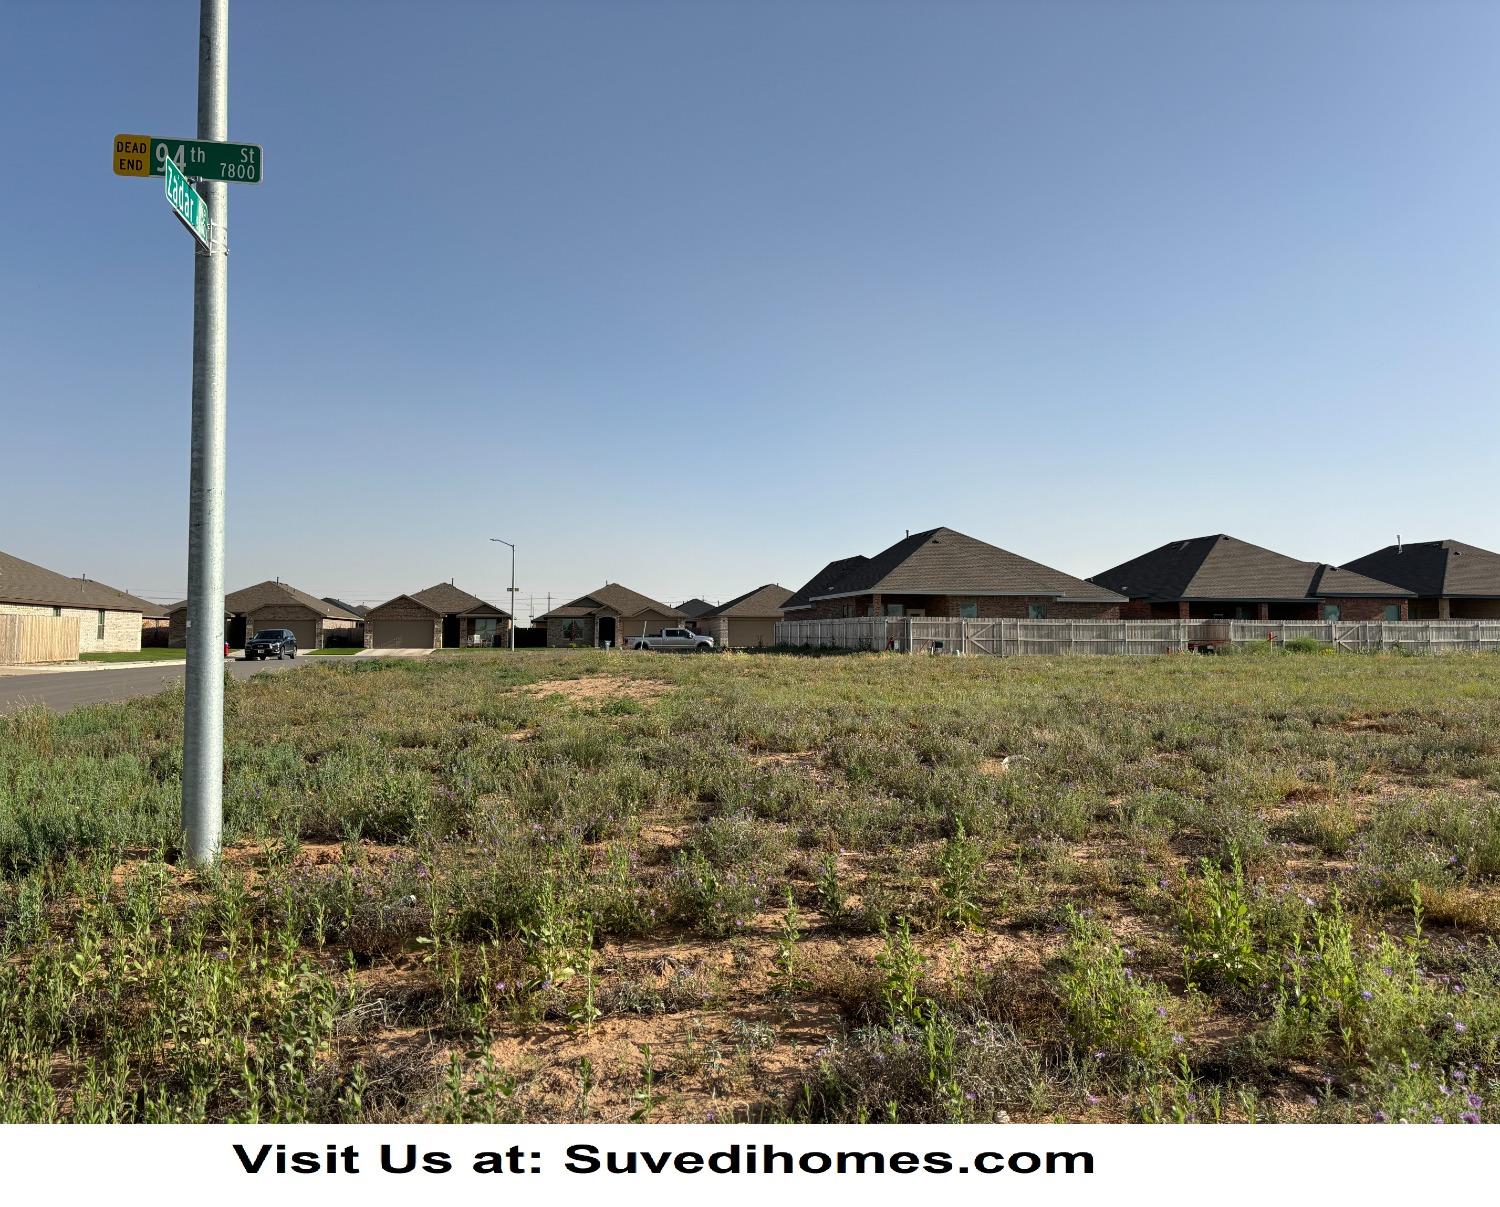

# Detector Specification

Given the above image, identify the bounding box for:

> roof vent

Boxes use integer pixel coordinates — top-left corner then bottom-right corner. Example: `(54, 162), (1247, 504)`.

(1396, 534), (1402, 554)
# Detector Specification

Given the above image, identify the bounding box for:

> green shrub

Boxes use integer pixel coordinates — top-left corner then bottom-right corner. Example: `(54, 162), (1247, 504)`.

(1058, 907), (1182, 1076)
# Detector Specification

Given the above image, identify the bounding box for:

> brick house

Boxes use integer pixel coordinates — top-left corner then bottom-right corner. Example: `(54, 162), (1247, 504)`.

(167, 581), (363, 649)
(697, 584), (792, 649)
(77, 580), (171, 646)
(1090, 534), (1413, 620)
(364, 583), (512, 649)
(536, 584), (685, 648)
(322, 598), (368, 646)
(782, 528), (1126, 621)
(1341, 540), (1500, 620)
(0, 548), (153, 655)
(676, 598), (714, 633)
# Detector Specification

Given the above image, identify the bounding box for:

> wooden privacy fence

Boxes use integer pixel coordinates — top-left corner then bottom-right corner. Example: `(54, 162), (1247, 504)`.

(774, 617), (1500, 656)
(0, 614), (81, 664)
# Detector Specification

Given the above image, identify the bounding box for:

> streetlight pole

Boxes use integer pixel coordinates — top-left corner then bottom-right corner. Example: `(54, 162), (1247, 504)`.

(490, 538), (516, 650)
(182, 0), (230, 866)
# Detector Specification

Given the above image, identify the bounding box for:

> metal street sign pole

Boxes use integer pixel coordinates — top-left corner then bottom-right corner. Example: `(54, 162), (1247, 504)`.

(182, 0), (229, 865)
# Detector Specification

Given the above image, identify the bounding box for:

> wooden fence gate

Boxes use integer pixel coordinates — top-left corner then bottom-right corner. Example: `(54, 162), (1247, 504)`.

(0, 615), (80, 664)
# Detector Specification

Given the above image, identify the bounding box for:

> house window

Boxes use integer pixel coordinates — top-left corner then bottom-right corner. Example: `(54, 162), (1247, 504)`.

(884, 604), (905, 617)
(561, 620), (583, 641)
(52, 606), (62, 617)
(840, 603), (855, 619)
(472, 617), (499, 646)
(1384, 604), (1401, 622)
(958, 601), (978, 619)
(1027, 603), (1047, 619)
(1322, 604), (1341, 621)
(97, 610), (106, 640)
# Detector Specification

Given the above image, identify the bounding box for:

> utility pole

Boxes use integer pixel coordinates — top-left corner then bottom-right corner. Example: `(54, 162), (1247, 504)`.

(490, 538), (517, 650)
(182, 0), (230, 865)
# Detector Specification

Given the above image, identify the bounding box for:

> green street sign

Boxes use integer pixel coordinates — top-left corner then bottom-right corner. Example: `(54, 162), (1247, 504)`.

(114, 133), (263, 184)
(165, 157), (212, 249)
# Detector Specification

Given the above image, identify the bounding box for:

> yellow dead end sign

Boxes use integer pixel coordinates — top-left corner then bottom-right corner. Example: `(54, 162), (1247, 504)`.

(113, 134), (152, 176)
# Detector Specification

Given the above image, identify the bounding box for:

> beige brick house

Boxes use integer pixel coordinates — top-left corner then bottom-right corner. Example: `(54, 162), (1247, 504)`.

(364, 582), (512, 649)
(0, 548), (155, 657)
(783, 528), (1126, 622)
(536, 584), (685, 648)
(167, 581), (362, 649)
(696, 584), (792, 649)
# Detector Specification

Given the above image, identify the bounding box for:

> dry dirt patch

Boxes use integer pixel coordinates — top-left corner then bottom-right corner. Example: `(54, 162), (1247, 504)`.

(517, 675), (669, 705)
(747, 750), (834, 786)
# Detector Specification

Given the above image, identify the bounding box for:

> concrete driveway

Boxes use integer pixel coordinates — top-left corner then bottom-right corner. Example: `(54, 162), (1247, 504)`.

(0, 656), (312, 716)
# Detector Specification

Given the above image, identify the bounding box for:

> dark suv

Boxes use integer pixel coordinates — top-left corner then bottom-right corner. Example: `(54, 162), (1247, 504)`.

(245, 629), (298, 660)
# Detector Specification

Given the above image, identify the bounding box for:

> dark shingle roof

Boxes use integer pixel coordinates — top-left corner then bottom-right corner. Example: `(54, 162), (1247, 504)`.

(786, 528), (1125, 608)
(167, 581), (364, 620)
(323, 597), (369, 617)
(781, 555), (872, 611)
(1092, 535), (1412, 601)
(676, 598), (715, 619)
(536, 583), (683, 623)
(1342, 540), (1500, 598)
(70, 579), (168, 617)
(0, 550), (149, 612)
(407, 582), (510, 618)
(700, 584), (793, 620)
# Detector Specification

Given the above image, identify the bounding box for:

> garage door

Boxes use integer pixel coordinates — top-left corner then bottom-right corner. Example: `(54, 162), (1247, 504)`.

(285, 619), (317, 649)
(372, 619), (433, 648)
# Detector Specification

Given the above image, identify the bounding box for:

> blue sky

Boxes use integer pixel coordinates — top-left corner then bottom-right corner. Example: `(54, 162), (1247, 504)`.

(3, 0), (1497, 620)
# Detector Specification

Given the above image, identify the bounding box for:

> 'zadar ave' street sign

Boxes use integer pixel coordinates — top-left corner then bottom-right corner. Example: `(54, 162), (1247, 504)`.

(165, 157), (212, 250)
(114, 133), (263, 183)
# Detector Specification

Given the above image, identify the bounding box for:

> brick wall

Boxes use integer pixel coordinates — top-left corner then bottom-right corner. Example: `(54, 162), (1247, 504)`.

(789, 594), (1120, 621)
(1119, 598), (1409, 621)
(0, 602), (141, 653)
(546, 616), (595, 647)
(1332, 597), (1409, 622)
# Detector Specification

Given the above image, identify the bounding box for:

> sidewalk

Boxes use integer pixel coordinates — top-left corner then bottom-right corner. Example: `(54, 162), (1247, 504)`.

(0, 655), (235, 677)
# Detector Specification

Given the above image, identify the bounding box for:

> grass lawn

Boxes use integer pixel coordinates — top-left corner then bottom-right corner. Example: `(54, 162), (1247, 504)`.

(79, 649), (186, 662)
(304, 647), (362, 655)
(1, 648), (1498, 1124)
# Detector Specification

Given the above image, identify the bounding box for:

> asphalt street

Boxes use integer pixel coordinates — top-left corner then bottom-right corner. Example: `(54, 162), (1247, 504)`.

(0, 657), (311, 716)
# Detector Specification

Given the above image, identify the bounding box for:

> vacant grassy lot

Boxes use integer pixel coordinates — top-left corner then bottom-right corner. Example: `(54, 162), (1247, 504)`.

(1, 649), (1497, 1124)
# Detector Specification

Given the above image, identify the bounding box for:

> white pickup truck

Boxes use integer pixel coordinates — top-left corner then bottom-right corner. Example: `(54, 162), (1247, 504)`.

(629, 627), (715, 652)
